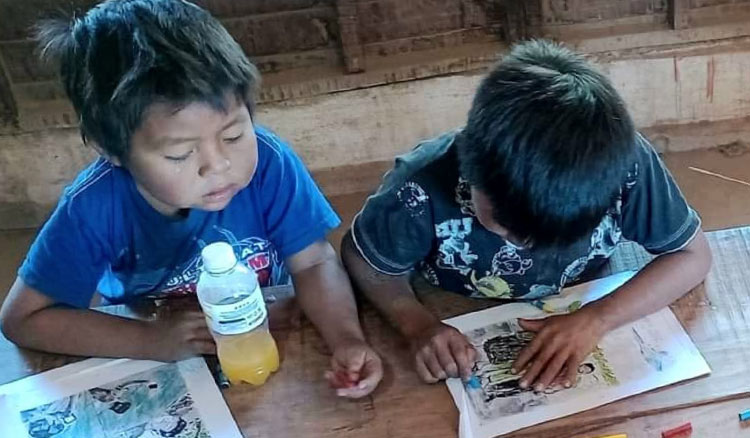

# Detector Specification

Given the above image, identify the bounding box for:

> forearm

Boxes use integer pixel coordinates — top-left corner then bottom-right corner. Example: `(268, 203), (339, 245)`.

(341, 232), (437, 338)
(5, 306), (156, 359)
(291, 252), (368, 349)
(587, 230), (712, 330)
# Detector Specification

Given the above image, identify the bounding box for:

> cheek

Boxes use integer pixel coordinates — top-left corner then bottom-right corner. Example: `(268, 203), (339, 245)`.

(134, 161), (200, 203)
(229, 139), (258, 181)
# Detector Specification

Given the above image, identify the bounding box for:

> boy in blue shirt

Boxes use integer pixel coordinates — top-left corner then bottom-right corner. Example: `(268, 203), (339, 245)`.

(342, 40), (712, 392)
(0, 0), (381, 398)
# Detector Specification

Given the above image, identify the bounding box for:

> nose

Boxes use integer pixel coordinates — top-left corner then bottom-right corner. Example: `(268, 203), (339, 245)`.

(198, 142), (231, 177)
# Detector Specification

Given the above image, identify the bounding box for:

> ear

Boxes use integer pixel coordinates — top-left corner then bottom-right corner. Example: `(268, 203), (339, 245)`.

(89, 142), (123, 167)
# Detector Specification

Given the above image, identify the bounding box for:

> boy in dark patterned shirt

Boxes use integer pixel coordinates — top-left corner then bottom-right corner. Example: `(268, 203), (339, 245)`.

(342, 40), (711, 392)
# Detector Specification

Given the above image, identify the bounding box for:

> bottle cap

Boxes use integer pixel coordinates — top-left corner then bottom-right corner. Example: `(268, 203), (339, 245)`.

(201, 242), (238, 274)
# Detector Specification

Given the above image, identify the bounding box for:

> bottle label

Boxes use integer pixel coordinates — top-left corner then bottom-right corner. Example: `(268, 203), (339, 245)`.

(201, 285), (267, 335)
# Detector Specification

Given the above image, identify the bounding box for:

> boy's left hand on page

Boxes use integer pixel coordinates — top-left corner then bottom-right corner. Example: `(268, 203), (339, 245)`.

(511, 307), (608, 392)
(325, 339), (383, 399)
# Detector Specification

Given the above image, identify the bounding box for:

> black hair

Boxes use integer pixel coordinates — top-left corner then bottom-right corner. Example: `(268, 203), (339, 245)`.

(457, 39), (636, 248)
(35, 0), (260, 161)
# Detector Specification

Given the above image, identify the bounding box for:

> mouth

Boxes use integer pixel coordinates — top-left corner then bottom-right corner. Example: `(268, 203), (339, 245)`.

(203, 184), (236, 203)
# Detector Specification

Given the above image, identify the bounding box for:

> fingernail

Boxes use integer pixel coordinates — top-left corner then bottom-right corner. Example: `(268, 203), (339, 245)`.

(564, 380), (572, 388)
(534, 384), (544, 392)
(510, 368), (517, 374)
(519, 380), (528, 389)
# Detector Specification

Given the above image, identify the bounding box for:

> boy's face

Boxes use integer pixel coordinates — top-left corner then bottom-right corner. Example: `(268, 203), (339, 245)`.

(470, 187), (527, 248)
(122, 95), (258, 216)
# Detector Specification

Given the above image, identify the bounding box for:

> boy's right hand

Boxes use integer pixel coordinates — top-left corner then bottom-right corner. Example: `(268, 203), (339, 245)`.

(408, 321), (476, 383)
(145, 311), (216, 362)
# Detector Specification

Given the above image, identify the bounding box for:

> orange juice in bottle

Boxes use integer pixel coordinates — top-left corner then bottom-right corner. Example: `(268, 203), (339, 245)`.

(197, 242), (279, 385)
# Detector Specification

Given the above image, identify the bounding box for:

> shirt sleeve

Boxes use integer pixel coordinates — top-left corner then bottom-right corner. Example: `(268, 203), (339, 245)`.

(18, 197), (110, 308)
(351, 159), (435, 275)
(620, 133), (701, 254)
(255, 127), (341, 259)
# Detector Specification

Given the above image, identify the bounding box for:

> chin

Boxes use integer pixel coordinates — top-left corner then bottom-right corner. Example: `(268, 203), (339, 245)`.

(197, 201), (231, 212)
(197, 196), (236, 212)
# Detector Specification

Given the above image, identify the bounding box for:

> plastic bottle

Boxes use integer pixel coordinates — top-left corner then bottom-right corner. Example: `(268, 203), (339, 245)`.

(197, 242), (279, 385)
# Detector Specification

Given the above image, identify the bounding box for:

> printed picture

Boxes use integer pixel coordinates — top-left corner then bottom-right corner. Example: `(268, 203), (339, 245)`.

(464, 320), (617, 420)
(19, 364), (210, 438)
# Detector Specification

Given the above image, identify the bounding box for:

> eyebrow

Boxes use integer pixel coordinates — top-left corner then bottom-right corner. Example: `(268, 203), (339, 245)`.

(157, 113), (246, 148)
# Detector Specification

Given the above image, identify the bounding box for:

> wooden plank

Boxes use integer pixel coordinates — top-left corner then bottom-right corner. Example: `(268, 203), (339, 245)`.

(570, 396), (750, 438)
(0, 48), (18, 130)
(687, 2), (750, 27)
(335, 0), (365, 73)
(362, 28), (495, 59)
(550, 21), (750, 55)
(461, 0), (487, 28)
(258, 40), (503, 103)
(504, 0), (530, 43)
(535, 12), (669, 40)
(669, 0), (690, 30)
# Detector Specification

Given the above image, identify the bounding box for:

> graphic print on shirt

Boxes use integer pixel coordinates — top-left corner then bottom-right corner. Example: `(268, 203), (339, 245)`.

(435, 218), (478, 275)
(522, 283), (560, 300)
(490, 245), (533, 276)
(419, 262), (441, 286)
(455, 177), (476, 216)
(160, 227), (289, 297)
(467, 245), (533, 299)
(468, 271), (512, 299)
(559, 199), (624, 288)
(397, 181), (430, 217)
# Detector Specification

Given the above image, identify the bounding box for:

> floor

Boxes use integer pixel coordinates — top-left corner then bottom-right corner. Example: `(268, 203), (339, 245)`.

(0, 148), (749, 304)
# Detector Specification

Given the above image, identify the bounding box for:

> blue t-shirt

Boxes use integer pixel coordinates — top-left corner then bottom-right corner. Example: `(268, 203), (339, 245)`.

(19, 126), (340, 308)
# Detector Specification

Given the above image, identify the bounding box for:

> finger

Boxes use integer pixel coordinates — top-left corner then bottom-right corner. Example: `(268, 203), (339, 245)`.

(449, 337), (473, 379)
(535, 349), (569, 391)
(324, 370), (342, 387)
(422, 348), (448, 380)
(336, 381), (375, 399)
(181, 311), (208, 322)
(337, 348), (365, 381)
(184, 317), (211, 334)
(550, 367), (568, 388)
(359, 357), (384, 389)
(415, 355), (439, 383)
(434, 341), (459, 378)
(192, 340), (217, 355)
(330, 352), (353, 377)
(188, 324), (215, 343)
(518, 318), (546, 332)
(338, 358), (383, 398)
(466, 343), (478, 363)
(564, 356), (581, 388)
(512, 332), (547, 374)
(325, 370), (354, 389)
(519, 343), (558, 390)
(346, 356), (365, 382)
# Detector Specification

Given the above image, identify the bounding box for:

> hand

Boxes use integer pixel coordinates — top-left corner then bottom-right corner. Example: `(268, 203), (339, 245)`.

(409, 321), (477, 383)
(511, 308), (608, 392)
(325, 339), (383, 398)
(146, 311), (216, 361)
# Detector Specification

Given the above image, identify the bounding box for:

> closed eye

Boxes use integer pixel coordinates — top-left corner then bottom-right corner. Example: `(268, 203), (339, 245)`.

(165, 150), (194, 161)
(224, 133), (243, 144)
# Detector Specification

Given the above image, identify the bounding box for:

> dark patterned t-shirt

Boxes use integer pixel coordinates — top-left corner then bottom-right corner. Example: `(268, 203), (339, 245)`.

(351, 130), (700, 300)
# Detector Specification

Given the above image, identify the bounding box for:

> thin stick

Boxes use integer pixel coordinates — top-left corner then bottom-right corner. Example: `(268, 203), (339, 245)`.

(688, 166), (750, 188)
